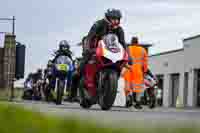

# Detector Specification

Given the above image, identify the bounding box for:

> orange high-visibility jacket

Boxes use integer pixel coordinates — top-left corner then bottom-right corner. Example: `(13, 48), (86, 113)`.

(122, 66), (132, 96)
(127, 44), (148, 93)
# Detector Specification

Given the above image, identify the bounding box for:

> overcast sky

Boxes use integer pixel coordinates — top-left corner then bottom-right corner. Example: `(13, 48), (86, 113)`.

(1, 0), (200, 81)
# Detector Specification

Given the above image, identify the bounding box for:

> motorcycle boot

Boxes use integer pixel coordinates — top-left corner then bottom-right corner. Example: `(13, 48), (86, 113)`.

(126, 93), (133, 108)
(134, 93), (143, 110)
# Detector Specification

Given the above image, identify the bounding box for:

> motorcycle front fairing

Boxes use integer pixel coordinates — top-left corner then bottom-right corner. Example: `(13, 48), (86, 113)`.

(95, 34), (127, 96)
(53, 55), (73, 80)
(144, 75), (157, 89)
(96, 34), (128, 71)
(24, 80), (33, 91)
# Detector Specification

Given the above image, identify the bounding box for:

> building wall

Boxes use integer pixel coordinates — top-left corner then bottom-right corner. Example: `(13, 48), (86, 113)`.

(149, 50), (184, 75)
(183, 37), (200, 107)
(0, 34), (16, 89)
(184, 37), (200, 71)
(149, 52), (184, 107)
(149, 51), (186, 107)
(148, 35), (200, 107)
(0, 48), (4, 88)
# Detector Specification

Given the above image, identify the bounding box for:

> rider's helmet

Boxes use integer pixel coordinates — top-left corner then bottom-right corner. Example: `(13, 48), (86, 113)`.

(47, 59), (53, 66)
(59, 40), (70, 51)
(28, 73), (33, 79)
(105, 8), (122, 26)
(37, 68), (42, 74)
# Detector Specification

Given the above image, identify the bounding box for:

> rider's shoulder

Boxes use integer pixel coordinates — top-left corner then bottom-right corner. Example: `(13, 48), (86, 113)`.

(116, 26), (124, 32)
(93, 19), (106, 27)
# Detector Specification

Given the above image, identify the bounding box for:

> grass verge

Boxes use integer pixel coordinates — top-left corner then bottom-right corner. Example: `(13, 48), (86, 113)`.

(0, 103), (199, 133)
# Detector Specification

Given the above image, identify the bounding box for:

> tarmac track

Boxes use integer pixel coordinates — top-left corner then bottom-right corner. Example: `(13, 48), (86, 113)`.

(9, 100), (200, 128)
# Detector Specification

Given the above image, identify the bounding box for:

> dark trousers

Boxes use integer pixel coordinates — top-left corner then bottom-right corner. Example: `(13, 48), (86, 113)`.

(70, 74), (80, 98)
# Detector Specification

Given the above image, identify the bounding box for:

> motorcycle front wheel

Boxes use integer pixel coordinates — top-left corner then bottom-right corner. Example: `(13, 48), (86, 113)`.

(98, 70), (118, 111)
(56, 79), (64, 105)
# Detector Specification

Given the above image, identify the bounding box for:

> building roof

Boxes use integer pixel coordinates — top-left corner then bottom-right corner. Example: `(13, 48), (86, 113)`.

(183, 34), (200, 42)
(127, 43), (153, 47)
(140, 43), (153, 47)
(149, 48), (184, 57)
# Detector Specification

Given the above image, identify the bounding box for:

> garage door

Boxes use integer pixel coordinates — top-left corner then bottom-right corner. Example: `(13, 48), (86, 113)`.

(171, 74), (180, 107)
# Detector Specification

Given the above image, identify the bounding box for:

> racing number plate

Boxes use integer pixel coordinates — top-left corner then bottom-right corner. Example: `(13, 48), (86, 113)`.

(57, 64), (68, 71)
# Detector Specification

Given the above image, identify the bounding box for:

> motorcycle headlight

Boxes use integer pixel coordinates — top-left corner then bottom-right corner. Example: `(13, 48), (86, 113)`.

(47, 71), (52, 75)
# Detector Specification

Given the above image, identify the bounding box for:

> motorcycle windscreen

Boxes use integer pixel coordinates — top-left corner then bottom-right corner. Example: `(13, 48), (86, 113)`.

(54, 55), (73, 72)
(144, 75), (156, 88)
(24, 81), (33, 90)
(100, 34), (125, 63)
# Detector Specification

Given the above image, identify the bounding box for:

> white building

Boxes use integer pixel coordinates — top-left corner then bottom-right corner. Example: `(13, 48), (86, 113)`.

(149, 34), (200, 107)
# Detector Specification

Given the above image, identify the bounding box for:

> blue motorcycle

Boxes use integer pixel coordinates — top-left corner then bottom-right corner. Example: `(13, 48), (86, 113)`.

(53, 55), (74, 105)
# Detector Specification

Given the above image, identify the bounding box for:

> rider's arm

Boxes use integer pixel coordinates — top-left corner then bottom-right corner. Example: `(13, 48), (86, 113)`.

(64, 51), (73, 61)
(68, 50), (73, 60)
(86, 20), (102, 51)
(143, 48), (148, 73)
(87, 21), (102, 40)
(52, 50), (60, 63)
(146, 69), (156, 80)
(117, 27), (126, 49)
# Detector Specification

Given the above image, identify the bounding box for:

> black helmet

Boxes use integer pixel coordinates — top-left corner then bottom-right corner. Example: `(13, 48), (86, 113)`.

(37, 68), (42, 73)
(105, 8), (122, 20)
(28, 73), (33, 78)
(59, 40), (70, 50)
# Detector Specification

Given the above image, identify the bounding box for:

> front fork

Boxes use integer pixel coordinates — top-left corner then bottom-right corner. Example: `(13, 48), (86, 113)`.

(97, 71), (104, 94)
(97, 70), (109, 100)
(53, 78), (67, 97)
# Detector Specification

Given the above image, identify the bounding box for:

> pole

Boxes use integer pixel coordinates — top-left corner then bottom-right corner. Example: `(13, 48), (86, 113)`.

(12, 16), (15, 35)
(9, 79), (15, 101)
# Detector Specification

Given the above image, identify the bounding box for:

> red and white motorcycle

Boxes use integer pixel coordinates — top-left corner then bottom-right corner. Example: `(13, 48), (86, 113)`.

(79, 34), (128, 110)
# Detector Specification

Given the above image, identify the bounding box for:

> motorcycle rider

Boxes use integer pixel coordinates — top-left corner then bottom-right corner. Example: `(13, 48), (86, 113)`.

(31, 68), (43, 100)
(44, 60), (54, 78)
(52, 40), (74, 99)
(80, 8), (126, 75)
(53, 40), (73, 63)
(43, 60), (55, 101)
(32, 69), (43, 83)
(68, 58), (81, 102)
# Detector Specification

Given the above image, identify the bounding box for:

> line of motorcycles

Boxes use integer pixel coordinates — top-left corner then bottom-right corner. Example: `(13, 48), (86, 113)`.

(22, 55), (76, 105)
(22, 34), (159, 110)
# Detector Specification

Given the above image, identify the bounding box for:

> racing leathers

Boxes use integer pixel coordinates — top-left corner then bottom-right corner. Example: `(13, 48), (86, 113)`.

(80, 18), (126, 75)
